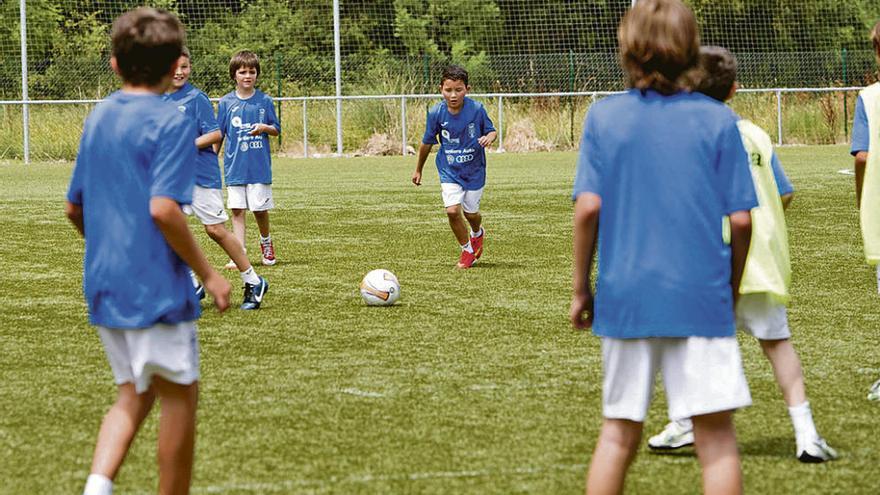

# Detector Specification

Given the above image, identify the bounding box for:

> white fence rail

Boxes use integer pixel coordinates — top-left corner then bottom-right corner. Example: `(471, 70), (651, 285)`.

(0, 87), (864, 162)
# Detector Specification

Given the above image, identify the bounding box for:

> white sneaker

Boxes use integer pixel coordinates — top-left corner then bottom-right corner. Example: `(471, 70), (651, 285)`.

(868, 377), (880, 401)
(797, 437), (838, 463)
(647, 421), (694, 450)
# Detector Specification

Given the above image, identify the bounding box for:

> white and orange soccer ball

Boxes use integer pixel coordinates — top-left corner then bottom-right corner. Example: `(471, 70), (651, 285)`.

(359, 269), (401, 306)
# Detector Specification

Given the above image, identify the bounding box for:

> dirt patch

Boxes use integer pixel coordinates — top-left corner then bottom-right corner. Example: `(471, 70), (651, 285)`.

(503, 119), (554, 152)
(354, 133), (415, 157)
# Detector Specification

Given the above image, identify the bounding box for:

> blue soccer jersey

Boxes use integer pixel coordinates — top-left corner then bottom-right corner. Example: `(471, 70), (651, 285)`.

(67, 91), (200, 329)
(770, 153), (794, 196)
(217, 90), (279, 186)
(165, 82), (222, 189)
(573, 89), (757, 339)
(852, 94), (869, 156)
(422, 97), (496, 190)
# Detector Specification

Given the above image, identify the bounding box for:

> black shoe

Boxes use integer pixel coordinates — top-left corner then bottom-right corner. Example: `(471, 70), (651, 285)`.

(240, 277), (268, 310)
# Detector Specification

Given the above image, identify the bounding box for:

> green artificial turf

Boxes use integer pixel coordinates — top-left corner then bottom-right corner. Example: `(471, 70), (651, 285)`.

(0, 146), (875, 494)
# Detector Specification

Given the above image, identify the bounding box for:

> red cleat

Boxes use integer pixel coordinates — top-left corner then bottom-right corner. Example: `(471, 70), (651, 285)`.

(260, 238), (276, 266)
(470, 230), (484, 259)
(457, 248), (477, 269)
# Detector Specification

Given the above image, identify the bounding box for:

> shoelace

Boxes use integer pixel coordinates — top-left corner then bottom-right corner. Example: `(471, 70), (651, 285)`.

(261, 241), (274, 257)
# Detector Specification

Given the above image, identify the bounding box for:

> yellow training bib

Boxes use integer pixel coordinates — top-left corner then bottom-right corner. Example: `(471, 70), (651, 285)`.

(858, 83), (880, 265)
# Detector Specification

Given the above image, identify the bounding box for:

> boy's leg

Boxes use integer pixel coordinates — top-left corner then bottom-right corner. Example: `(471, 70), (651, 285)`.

(253, 210), (271, 238)
(205, 223), (252, 274)
(153, 377), (198, 495)
(230, 209), (247, 252)
(586, 419), (643, 495)
(253, 211), (276, 266)
(758, 339), (806, 407)
(88, 383), (157, 481)
(445, 205), (470, 246)
(692, 411), (742, 495)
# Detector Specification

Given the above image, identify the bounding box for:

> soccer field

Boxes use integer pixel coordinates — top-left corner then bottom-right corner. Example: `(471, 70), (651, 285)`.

(0, 146), (876, 494)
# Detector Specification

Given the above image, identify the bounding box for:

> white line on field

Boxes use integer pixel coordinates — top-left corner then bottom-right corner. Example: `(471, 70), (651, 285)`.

(339, 387), (385, 398)
(192, 463), (588, 493)
(837, 169), (855, 175)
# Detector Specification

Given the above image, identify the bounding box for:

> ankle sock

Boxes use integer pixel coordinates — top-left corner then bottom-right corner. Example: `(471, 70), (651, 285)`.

(461, 241), (474, 254)
(240, 266), (261, 285)
(83, 474), (113, 495)
(789, 401), (819, 445)
(471, 227), (483, 238)
(260, 234), (272, 244)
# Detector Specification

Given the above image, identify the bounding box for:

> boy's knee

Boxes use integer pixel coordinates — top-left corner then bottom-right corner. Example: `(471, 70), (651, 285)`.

(445, 205), (462, 217)
(231, 208), (246, 217)
(204, 223), (226, 241)
(600, 419), (643, 452)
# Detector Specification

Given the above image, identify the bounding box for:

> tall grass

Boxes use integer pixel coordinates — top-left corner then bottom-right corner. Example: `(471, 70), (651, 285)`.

(0, 90), (861, 161)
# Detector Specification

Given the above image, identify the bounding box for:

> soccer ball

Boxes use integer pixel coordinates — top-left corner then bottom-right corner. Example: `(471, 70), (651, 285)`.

(360, 269), (400, 306)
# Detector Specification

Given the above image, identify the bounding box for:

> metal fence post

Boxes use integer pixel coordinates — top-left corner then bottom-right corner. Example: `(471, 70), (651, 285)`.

(333, 0), (342, 156)
(302, 99), (308, 158)
(776, 89), (783, 145)
(275, 52), (282, 149)
(497, 95), (504, 152)
(20, 0), (29, 164)
(401, 96), (407, 156)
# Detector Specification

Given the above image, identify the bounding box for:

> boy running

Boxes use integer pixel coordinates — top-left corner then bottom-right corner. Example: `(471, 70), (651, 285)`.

(647, 46), (837, 463)
(570, 1), (755, 493)
(412, 65), (497, 269)
(851, 20), (880, 401)
(217, 50), (280, 268)
(66, 8), (231, 495)
(165, 47), (269, 310)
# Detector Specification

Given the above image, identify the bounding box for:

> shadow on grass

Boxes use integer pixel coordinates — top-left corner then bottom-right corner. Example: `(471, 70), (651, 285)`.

(738, 436), (794, 459)
(467, 260), (526, 270)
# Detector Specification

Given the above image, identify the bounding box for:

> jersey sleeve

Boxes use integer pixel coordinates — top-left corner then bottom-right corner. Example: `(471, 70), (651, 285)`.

(67, 150), (86, 205)
(150, 114), (198, 205)
(572, 110), (602, 200)
(770, 152), (794, 196)
(217, 98), (228, 138)
(851, 95), (869, 156)
(196, 94), (219, 135)
(480, 105), (496, 135)
(264, 96), (280, 134)
(422, 107), (440, 145)
(717, 119), (758, 214)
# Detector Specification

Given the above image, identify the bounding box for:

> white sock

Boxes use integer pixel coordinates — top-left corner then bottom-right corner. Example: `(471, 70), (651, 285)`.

(260, 234), (272, 244)
(189, 269), (200, 288)
(461, 241), (474, 254)
(677, 418), (694, 431)
(240, 266), (261, 285)
(789, 401), (819, 445)
(471, 227), (483, 238)
(83, 473), (113, 495)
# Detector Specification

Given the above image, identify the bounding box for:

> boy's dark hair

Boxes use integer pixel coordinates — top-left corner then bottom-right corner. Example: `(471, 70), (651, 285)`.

(618, 0), (699, 95)
(230, 50), (261, 80)
(111, 8), (184, 86)
(685, 46), (737, 102)
(872, 21), (880, 58)
(441, 65), (469, 86)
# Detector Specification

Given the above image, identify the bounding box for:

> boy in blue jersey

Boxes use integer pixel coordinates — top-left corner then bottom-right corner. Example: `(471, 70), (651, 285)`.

(217, 51), (280, 268)
(570, 1), (755, 493)
(166, 48), (269, 310)
(851, 21), (880, 401)
(65, 9), (231, 495)
(647, 46), (837, 463)
(412, 65), (497, 269)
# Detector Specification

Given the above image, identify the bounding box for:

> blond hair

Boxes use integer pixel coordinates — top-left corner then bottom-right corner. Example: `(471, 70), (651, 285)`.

(618, 0), (699, 95)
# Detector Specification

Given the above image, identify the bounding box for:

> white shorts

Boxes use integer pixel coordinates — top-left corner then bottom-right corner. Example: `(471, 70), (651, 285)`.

(601, 336), (751, 422)
(227, 184), (274, 211)
(736, 293), (791, 340)
(98, 321), (200, 394)
(440, 183), (483, 213)
(182, 186), (228, 225)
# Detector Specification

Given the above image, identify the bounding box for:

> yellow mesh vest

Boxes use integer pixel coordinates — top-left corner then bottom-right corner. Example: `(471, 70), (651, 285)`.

(722, 120), (791, 303)
(858, 83), (880, 265)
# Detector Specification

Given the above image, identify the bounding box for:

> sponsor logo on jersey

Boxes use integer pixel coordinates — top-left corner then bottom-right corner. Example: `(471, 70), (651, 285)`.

(177, 105), (187, 113)
(468, 123), (476, 138)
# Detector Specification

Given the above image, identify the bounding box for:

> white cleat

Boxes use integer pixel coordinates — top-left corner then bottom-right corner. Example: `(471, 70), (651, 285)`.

(797, 437), (838, 463)
(647, 420), (694, 450)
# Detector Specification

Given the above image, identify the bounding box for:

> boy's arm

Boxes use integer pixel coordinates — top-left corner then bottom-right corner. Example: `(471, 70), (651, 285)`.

(412, 143), (433, 185)
(855, 151), (868, 208)
(196, 130), (221, 149)
(249, 123), (279, 137)
(728, 210), (752, 304)
(571, 192), (600, 329)
(150, 197), (230, 311)
(65, 201), (84, 236)
(478, 131), (497, 148)
(781, 193), (793, 210)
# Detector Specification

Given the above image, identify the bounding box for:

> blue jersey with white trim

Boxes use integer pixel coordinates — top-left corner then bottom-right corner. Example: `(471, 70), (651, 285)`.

(67, 91), (200, 329)
(217, 90), (279, 186)
(165, 82), (222, 189)
(422, 97), (495, 190)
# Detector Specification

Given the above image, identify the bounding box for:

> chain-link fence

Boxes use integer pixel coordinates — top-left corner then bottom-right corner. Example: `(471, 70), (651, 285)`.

(1, 0), (879, 161)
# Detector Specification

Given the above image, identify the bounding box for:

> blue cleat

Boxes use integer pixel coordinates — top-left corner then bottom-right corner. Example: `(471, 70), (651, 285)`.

(195, 284), (206, 301)
(240, 277), (268, 310)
